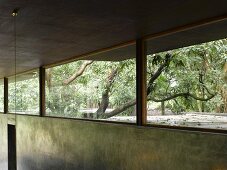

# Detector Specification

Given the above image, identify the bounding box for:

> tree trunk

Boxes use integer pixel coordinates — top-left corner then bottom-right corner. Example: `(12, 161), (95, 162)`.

(216, 62), (227, 113)
(63, 61), (93, 85)
(96, 69), (118, 117)
(196, 90), (202, 112)
(161, 101), (165, 115)
(96, 90), (109, 116)
(46, 68), (52, 90)
(96, 53), (216, 118)
(98, 100), (136, 118)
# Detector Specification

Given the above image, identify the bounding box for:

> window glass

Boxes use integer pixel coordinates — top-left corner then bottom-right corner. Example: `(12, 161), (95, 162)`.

(45, 56), (136, 122)
(146, 38), (227, 129)
(8, 70), (39, 115)
(0, 79), (3, 112)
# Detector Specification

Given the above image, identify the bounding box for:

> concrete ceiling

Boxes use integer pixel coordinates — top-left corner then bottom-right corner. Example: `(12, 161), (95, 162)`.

(0, 0), (226, 77)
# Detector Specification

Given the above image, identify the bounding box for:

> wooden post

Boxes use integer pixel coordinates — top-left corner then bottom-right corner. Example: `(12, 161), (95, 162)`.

(4, 77), (8, 114)
(136, 39), (147, 125)
(39, 67), (45, 116)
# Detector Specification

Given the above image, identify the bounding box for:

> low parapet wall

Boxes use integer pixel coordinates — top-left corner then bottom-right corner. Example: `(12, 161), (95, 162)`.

(0, 114), (227, 170)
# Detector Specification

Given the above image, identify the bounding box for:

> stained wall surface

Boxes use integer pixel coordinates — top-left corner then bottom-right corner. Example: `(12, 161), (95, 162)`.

(0, 114), (8, 170)
(0, 114), (227, 170)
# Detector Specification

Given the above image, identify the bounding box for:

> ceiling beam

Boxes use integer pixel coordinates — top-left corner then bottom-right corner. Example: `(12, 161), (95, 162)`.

(144, 14), (227, 41)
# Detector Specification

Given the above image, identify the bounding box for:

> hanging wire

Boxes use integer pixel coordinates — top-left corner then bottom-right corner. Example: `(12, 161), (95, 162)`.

(12, 8), (19, 117)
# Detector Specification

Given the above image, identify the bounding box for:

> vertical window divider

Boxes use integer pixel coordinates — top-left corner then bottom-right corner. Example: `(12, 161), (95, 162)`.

(136, 39), (147, 126)
(39, 67), (45, 117)
(4, 77), (8, 114)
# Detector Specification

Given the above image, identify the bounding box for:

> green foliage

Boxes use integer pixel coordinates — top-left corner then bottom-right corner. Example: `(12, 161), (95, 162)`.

(8, 72), (39, 114)
(46, 59), (136, 117)
(2, 38), (226, 117)
(147, 38), (227, 113)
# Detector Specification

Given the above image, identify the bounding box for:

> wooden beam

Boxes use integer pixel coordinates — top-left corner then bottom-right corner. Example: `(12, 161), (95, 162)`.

(136, 39), (147, 125)
(43, 14), (227, 69)
(1, 15), (225, 79)
(44, 40), (136, 68)
(4, 77), (8, 114)
(144, 14), (227, 41)
(39, 67), (45, 116)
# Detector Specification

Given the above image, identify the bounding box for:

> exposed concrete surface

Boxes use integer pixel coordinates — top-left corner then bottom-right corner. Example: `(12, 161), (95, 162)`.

(1, 114), (227, 170)
(0, 114), (8, 170)
(16, 115), (227, 170)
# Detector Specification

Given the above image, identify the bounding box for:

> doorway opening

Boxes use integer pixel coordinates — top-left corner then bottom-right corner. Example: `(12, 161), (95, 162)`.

(8, 124), (16, 170)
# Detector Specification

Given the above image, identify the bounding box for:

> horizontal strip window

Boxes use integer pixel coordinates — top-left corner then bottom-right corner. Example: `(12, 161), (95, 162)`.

(1, 36), (226, 133)
(8, 70), (39, 115)
(45, 44), (137, 123)
(146, 38), (227, 130)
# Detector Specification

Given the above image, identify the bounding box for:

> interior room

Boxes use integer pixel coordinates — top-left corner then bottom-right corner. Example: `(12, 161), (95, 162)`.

(0, 0), (227, 169)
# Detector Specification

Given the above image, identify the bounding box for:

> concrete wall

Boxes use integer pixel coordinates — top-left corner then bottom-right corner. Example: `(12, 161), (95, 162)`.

(0, 114), (227, 170)
(0, 114), (7, 170)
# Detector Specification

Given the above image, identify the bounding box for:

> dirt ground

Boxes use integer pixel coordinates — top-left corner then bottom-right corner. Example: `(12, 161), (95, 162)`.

(107, 113), (227, 130)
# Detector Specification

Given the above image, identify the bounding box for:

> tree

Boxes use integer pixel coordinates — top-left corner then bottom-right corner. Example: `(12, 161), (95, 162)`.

(45, 59), (136, 118)
(44, 38), (226, 118)
(96, 51), (217, 118)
